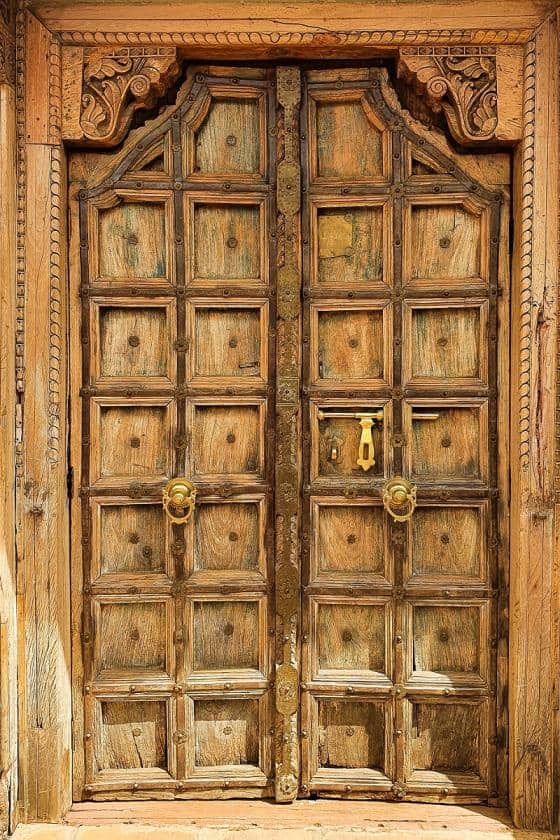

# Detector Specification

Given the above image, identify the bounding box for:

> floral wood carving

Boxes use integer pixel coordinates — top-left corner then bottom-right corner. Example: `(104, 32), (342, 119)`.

(0, 0), (14, 28)
(398, 46), (498, 144)
(80, 46), (181, 146)
(0, 0), (15, 87)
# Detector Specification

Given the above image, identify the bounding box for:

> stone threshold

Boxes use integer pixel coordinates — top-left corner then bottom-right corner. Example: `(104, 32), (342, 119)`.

(10, 800), (560, 839)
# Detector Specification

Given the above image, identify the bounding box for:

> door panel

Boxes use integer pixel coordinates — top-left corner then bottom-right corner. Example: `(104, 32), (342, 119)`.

(301, 66), (505, 804)
(72, 61), (508, 805)
(74, 66), (275, 799)
(312, 200), (391, 289)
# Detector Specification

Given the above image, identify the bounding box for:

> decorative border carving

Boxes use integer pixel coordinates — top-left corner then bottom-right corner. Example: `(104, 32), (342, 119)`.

(47, 147), (63, 464)
(59, 28), (531, 48)
(0, 0), (13, 28)
(519, 37), (536, 470)
(48, 36), (62, 144)
(0, 24), (15, 86)
(397, 46), (498, 143)
(0, 1), (15, 90)
(79, 45), (180, 146)
(15, 0), (25, 471)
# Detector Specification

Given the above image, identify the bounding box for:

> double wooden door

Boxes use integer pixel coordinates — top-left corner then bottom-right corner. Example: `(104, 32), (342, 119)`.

(71, 62), (509, 804)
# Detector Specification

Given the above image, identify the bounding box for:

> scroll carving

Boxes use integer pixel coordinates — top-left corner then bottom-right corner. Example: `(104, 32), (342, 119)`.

(80, 46), (180, 146)
(398, 46), (498, 144)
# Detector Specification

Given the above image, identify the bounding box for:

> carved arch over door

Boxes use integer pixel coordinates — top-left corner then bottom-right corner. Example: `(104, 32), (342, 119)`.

(72, 46), (500, 149)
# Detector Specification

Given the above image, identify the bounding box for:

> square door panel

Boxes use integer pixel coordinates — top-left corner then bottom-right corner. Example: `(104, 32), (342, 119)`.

(405, 401), (488, 484)
(404, 199), (488, 287)
(407, 503), (487, 585)
(93, 499), (168, 580)
(92, 299), (175, 386)
(94, 699), (170, 776)
(312, 403), (387, 481)
(189, 93), (265, 179)
(309, 94), (387, 181)
(193, 699), (259, 768)
(95, 195), (171, 283)
(91, 399), (173, 486)
(311, 302), (390, 388)
(312, 203), (389, 289)
(187, 196), (265, 285)
(311, 500), (387, 582)
(403, 300), (488, 387)
(95, 598), (171, 679)
(312, 600), (390, 682)
(405, 700), (486, 786)
(191, 498), (265, 577)
(188, 300), (268, 386)
(407, 603), (487, 686)
(189, 400), (265, 481)
(190, 599), (262, 675)
(315, 699), (388, 774)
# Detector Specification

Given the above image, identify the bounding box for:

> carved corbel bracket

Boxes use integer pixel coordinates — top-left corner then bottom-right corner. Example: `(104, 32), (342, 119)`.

(397, 46), (498, 144)
(79, 46), (181, 146)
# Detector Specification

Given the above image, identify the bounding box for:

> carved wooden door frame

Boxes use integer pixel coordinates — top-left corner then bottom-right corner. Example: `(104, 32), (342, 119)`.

(0, 1), (559, 833)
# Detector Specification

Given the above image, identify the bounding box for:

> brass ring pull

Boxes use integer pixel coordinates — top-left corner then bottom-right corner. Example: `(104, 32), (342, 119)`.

(162, 478), (196, 524)
(382, 477), (417, 522)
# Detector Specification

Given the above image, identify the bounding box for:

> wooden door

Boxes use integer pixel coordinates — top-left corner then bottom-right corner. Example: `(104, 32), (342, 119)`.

(71, 66), (277, 800)
(300, 67), (508, 805)
(70, 62), (509, 805)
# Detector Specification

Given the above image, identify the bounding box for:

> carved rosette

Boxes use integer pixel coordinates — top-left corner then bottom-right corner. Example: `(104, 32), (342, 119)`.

(398, 46), (498, 144)
(274, 66), (302, 803)
(80, 46), (181, 146)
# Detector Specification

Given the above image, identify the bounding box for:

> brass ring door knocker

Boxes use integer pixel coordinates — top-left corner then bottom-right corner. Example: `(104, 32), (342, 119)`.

(382, 477), (417, 522)
(162, 478), (196, 524)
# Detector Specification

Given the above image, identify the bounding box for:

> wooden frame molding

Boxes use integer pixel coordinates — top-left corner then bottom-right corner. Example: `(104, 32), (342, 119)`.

(0, 0), (558, 833)
(0, 0), (17, 835)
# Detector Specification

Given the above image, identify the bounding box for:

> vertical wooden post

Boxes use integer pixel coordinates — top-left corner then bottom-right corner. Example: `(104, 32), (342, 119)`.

(16, 9), (71, 823)
(509, 13), (560, 831)
(0, 1), (17, 834)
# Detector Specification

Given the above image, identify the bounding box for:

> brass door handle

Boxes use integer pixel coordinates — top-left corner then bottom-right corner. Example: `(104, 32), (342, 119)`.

(318, 410), (384, 473)
(163, 478), (196, 524)
(356, 416), (375, 472)
(382, 477), (417, 522)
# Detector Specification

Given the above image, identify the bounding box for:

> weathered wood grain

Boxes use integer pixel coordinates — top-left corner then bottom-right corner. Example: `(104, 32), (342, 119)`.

(509, 16), (560, 831)
(0, 34), (17, 836)
(11, 5), (559, 827)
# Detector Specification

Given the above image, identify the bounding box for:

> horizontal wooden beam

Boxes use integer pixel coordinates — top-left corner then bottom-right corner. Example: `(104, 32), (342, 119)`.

(30, 1), (550, 44)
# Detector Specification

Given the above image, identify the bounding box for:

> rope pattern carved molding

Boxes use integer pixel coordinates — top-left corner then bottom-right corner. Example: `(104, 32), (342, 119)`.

(80, 45), (181, 146)
(60, 28), (530, 47)
(397, 46), (498, 144)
